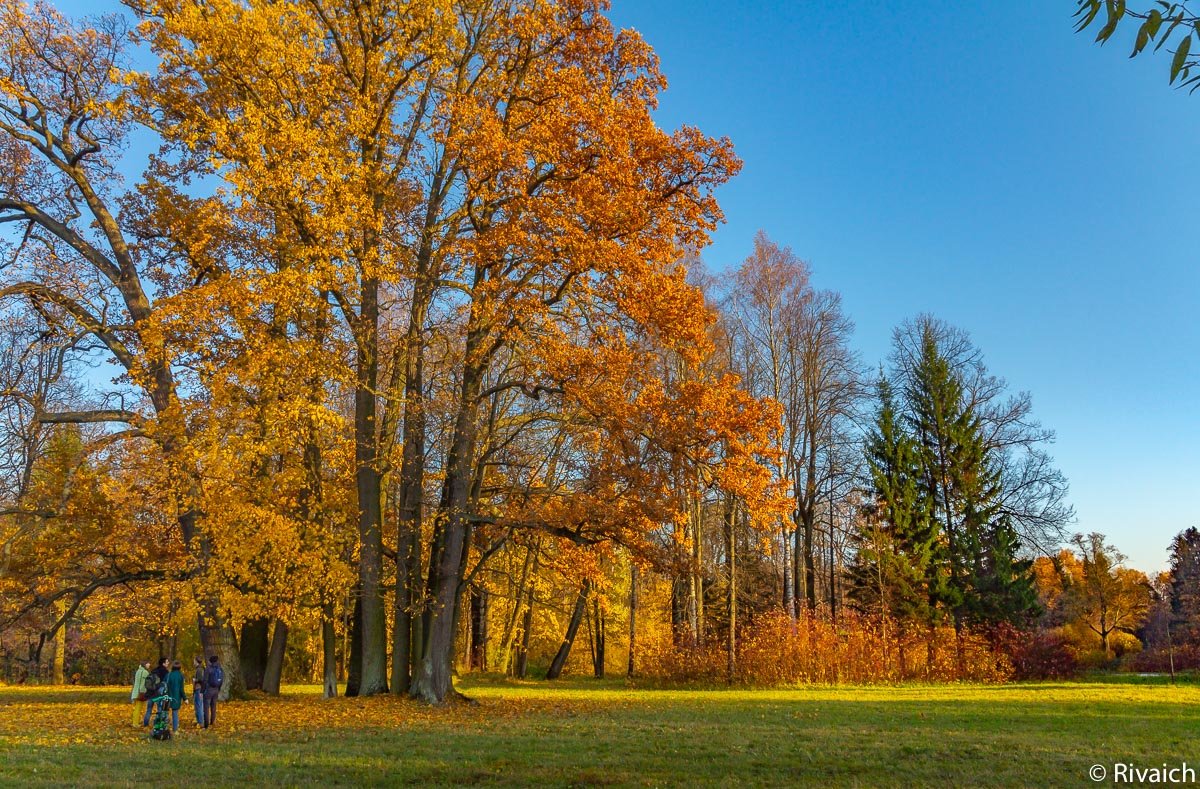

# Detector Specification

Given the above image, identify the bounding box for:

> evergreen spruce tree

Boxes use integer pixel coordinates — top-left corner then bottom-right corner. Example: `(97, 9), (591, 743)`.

(1168, 527), (1200, 645)
(849, 375), (935, 624)
(905, 325), (973, 633)
(968, 517), (1040, 627)
(902, 321), (1038, 634)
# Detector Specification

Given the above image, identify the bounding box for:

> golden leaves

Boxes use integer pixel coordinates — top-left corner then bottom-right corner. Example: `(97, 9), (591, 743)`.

(0, 684), (534, 749)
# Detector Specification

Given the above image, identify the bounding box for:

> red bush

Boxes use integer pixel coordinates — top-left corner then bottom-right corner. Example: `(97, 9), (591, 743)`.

(1002, 629), (1079, 680)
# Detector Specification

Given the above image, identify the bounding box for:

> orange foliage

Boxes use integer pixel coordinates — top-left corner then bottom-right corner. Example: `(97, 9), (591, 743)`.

(641, 610), (1013, 685)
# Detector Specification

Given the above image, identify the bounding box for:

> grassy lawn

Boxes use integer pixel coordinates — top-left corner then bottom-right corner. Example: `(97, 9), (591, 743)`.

(1, 675), (1197, 787)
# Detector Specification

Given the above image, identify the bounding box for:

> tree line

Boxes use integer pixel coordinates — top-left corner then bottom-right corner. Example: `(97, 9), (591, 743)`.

(0, 0), (1189, 698)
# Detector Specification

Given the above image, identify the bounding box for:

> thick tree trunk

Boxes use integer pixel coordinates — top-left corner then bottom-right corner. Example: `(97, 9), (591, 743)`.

(547, 580), (591, 680)
(321, 605), (338, 699)
(354, 277), (388, 697)
(410, 344), (484, 704)
(239, 617), (270, 692)
(263, 620), (288, 696)
(393, 194), (443, 696)
(393, 300), (428, 695)
(392, 548), (414, 695)
(198, 604), (243, 702)
(627, 563), (638, 678)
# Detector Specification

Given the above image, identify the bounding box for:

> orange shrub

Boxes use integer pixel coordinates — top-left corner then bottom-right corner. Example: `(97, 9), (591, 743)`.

(640, 609), (1013, 685)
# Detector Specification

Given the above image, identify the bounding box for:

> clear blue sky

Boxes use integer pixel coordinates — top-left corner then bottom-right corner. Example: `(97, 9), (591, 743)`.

(607, 0), (1199, 573)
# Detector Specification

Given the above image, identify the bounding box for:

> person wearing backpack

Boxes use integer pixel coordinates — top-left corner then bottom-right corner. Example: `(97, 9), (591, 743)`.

(142, 657), (169, 727)
(203, 654), (224, 729)
(130, 660), (150, 727)
(191, 655), (207, 728)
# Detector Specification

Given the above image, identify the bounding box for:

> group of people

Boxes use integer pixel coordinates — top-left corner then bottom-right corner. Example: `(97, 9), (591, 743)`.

(130, 654), (225, 734)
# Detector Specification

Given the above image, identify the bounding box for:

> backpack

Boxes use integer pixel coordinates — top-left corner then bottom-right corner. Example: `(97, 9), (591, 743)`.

(206, 664), (224, 690)
(144, 671), (162, 696)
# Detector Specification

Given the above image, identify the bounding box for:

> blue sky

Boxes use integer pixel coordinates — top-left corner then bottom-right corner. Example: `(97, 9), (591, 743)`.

(606, 1), (1199, 572)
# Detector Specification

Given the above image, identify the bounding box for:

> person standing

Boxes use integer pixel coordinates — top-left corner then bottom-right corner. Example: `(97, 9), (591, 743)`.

(142, 657), (169, 727)
(191, 656), (206, 728)
(203, 654), (224, 729)
(130, 660), (150, 727)
(166, 660), (185, 733)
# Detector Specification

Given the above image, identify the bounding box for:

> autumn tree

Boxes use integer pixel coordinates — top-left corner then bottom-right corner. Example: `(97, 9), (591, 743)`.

(1063, 532), (1152, 658)
(0, 0), (267, 693)
(132, 0), (756, 706)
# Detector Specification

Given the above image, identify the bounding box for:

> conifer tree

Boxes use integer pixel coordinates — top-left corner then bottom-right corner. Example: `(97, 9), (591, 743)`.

(1168, 527), (1200, 645)
(849, 375), (934, 624)
(900, 318), (1038, 634)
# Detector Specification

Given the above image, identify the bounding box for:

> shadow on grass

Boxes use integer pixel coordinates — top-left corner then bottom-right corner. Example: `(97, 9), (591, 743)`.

(3, 680), (1198, 787)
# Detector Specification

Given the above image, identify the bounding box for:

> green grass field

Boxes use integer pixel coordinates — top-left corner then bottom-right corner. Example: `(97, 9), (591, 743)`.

(1, 675), (1197, 786)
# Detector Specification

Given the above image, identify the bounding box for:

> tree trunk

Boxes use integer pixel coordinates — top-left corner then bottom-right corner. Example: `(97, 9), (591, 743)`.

(52, 599), (67, 685)
(469, 587), (489, 671)
(627, 563), (638, 678)
(198, 604), (243, 702)
(393, 277), (429, 696)
(239, 617), (270, 692)
(726, 494), (737, 685)
(498, 544), (535, 674)
(321, 604), (338, 699)
(345, 596), (362, 697)
(263, 620), (288, 696)
(671, 575), (688, 645)
(690, 494), (704, 645)
(829, 503), (838, 622)
(789, 513), (800, 616)
(409, 343), (485, 704)
(547, 580), (591, 680)
(803, 510), (817, 612)
(354, 276), (388, 696)
(591, 594), (605, 679)
(516, 582), (534, 680)
(392, 542), (415, 695)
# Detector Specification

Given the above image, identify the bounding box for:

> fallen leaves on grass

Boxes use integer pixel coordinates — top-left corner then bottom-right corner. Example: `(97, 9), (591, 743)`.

(0, 686), (579, 749)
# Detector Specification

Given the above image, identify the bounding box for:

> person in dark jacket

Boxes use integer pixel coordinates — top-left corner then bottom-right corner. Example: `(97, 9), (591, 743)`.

(141, 657), (169, 726)
(203, 654), (224, 729)
(165, 661), (186, 732)
(191, 655), (206, 728)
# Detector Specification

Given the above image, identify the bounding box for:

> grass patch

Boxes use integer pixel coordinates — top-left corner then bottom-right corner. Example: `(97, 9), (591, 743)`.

(1, 677), (1197, 786)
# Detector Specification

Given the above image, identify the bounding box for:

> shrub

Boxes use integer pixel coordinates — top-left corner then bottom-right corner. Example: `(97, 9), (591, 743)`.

(640, 609), (1014, 685)
(1004, 629), (1078, 680)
